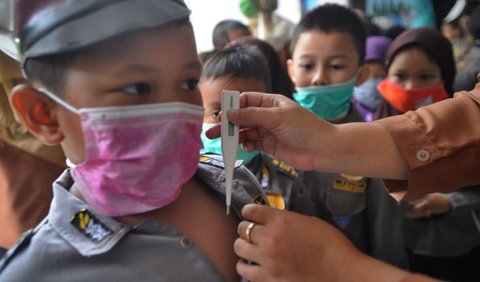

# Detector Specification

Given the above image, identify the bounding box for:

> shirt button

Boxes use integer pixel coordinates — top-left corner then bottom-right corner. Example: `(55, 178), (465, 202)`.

(180, 237), (193, 249)
(416, 149), (430, 162)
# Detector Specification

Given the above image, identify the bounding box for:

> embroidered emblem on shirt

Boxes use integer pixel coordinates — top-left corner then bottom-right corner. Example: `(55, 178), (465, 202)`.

(199, 155), (243, 169)
(266, 192), (285, 210)
(333, 178), (366, 193)
(271, 159), (298, 178)
(253, 193), (270, 206)
(71, 209), (112, 241)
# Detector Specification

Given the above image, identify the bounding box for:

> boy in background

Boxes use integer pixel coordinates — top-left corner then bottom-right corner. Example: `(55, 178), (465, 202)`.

(199, 44), (315, 214)
(0, 1), (267, 281)
(287, 4), (407, 267)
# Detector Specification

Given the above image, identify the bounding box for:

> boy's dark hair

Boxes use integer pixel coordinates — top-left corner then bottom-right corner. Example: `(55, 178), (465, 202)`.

(201, 45), (271, 92)
(24, 19), (192, 95)
(212, 20), (250, 49)
(24, 52), (76, 95)
(230, 37), (293, 98)
(290, 4), (366, 65)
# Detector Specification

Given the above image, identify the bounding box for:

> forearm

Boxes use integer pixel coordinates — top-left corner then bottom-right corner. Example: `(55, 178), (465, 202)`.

(312, 120), (408, 179)
(446, 186), (480, 213)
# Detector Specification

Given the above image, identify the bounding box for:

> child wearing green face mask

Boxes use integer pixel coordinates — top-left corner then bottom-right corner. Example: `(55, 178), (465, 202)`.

(199, 42), (316, 214)
(287, 4), (408, 268)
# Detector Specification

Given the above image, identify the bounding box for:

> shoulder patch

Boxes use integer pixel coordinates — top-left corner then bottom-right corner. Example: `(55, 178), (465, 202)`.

(266, 193), (286, 210)
(71, 209), (112, 241)
(253, 193), (270, 206)
(271, 158), (298, 178)
(199, 155), (243, 169)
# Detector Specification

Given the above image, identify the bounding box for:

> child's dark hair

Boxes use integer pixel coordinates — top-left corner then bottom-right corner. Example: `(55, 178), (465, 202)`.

(290, 4), (366, 65)
(212, 20), (250, 49)
(23, 18), (192, 96)
(201, 46), (271, 92)
(230, 37), (293, 98)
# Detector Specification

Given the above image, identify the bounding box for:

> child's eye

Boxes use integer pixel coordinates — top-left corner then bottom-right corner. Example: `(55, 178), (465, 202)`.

(330, 64), (346, 70)
(420, 74), (435, 81)
(181, 79), (199, 91)
(123, 82), (152, 96)
(393, 73), (406, 81)
(210, 111), (220, 120)
(299, 63), (313, 71)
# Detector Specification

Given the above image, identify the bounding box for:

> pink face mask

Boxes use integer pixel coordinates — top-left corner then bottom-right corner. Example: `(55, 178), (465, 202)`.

(41, 89), (204, 216)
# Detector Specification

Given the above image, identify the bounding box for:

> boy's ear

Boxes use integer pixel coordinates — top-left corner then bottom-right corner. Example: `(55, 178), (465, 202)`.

(355, 65), (370, 86)
(287, 59), (296, 84)
(9, 84), (64, 145)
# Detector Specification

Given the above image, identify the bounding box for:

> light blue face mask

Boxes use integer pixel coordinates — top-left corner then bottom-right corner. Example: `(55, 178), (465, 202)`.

(353, 78), (383, 111)
(200, 123), (260, 164)
(293, 76), (356, 120)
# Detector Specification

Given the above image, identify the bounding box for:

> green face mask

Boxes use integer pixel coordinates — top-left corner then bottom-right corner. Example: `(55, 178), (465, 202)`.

(293, 76), (356, 120)
(200, 123), (260, 164)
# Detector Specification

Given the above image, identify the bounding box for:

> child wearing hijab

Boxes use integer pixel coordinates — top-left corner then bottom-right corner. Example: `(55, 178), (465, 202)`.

(374, 28), (455, 120)
(374, 27), (480, 281)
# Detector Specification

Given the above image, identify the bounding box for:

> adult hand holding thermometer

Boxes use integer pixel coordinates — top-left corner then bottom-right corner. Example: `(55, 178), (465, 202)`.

(221, 90), (239, 215)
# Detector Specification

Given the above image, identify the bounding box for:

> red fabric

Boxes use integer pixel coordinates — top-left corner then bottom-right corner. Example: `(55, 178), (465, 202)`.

(378, 79), (449, 113)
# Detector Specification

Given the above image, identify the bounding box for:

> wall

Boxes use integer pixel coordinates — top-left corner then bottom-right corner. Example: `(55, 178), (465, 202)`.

(185, 0), (349, 53)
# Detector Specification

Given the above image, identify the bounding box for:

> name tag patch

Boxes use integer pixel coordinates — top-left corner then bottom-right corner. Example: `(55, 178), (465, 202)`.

(333, 178), (366, 193)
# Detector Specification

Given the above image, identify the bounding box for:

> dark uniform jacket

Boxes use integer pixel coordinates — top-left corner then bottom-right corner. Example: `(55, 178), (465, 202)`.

(306, 105), (408, 268)
(247, 152), (316, 215)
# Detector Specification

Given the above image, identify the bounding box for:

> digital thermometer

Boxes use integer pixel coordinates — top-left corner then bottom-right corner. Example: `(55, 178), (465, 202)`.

(221, 90), (240, 215)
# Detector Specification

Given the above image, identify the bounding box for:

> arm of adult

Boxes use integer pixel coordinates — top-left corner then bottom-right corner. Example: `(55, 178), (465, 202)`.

(377, 87), (480, 198)
(207, 92), (409, 179)
(234, 204), (437, 282)
(208, 88), (480, 197)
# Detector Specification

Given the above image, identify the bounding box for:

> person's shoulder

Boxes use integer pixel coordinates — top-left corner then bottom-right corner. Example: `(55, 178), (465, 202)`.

(0, 219), (56, 279)
(197, 154), (269, 208)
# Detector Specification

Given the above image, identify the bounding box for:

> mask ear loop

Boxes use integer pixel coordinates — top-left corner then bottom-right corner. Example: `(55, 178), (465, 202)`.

(39, 88), (80, 115)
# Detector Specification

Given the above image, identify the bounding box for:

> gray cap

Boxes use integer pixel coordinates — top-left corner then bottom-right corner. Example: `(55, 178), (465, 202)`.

(19, 0), (190, 67)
